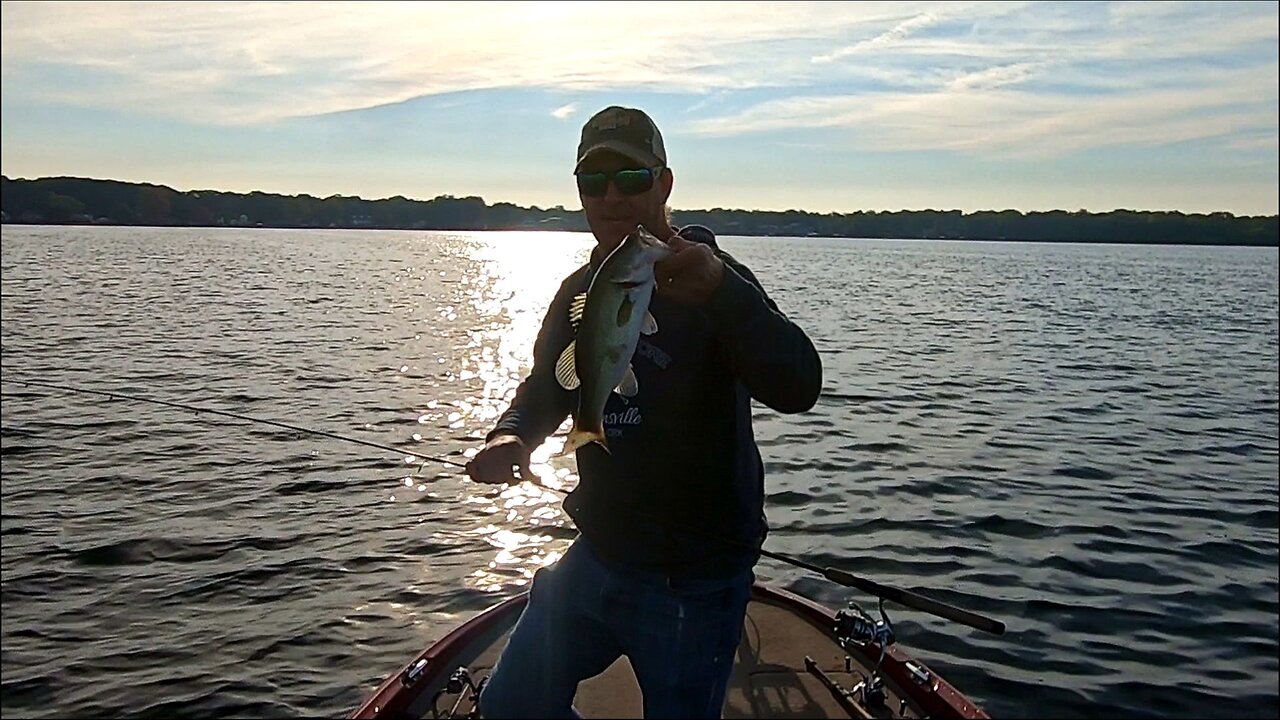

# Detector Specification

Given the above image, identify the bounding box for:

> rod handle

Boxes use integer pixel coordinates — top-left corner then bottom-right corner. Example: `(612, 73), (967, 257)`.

(823, 567), (1006, 635)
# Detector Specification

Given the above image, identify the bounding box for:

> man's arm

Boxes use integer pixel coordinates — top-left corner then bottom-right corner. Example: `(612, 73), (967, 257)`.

(702, 251), (823, 413)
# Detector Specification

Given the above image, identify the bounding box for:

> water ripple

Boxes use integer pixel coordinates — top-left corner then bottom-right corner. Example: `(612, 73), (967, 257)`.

(2, 228), (1277, 719)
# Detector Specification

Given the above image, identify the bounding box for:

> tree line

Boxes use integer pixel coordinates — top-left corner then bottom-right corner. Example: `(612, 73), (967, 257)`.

(2, 174), (1275, 246)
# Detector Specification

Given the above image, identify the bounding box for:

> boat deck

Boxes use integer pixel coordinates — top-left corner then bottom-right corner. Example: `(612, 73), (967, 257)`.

(352, 584), (987, 719)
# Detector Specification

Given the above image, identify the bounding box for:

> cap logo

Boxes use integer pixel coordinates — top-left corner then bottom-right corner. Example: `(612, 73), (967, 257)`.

(590, 108), (632, 132)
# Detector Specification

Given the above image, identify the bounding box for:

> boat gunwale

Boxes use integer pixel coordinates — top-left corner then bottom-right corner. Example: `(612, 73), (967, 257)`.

(349, 593), (528, 719)
(752, 584), (989, 720)
(349, 583), (989, 719)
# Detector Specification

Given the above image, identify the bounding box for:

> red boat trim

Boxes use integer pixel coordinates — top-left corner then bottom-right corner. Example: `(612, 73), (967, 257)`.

(348, 593), (529, 719)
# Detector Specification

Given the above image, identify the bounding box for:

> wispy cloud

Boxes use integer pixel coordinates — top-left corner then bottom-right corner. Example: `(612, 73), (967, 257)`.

(1, 1), (893, 124)
(551, 103), (578, 120)
(811, 9), (948, 64)
(688, 57), (1278, 159)
(683, 92), (731, 115)
(684, 2), (1277, 160)
(945, 62), (1045, 92)
(3, 2), (1274, 141)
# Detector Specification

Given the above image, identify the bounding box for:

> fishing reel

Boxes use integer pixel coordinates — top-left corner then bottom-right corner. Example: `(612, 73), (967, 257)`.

(834, 598), (895, 709)
(429, 667), (488, 719)
(834, 597), (896, 653)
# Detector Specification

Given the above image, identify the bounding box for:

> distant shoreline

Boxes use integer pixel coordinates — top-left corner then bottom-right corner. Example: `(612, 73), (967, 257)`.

(3, 174), (1276, 247)
(6, 221), (1280, 249)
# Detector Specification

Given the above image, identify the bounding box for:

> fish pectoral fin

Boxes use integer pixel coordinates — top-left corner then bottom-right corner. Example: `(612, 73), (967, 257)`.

(615, 364), (639, 398)
(640, 310), (658, 336)
(562, 425), (608, 456)
(555, 341), (580, 390)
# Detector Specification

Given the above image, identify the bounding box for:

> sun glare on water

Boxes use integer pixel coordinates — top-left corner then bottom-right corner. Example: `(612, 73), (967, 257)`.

(434, 230), (591, 592)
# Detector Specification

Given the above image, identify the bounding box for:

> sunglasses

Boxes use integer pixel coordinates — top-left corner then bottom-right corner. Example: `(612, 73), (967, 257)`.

(575, 167), (662, 198)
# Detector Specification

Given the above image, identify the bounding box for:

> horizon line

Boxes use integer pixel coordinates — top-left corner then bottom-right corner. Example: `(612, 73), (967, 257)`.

(2, 172), (1277, 220)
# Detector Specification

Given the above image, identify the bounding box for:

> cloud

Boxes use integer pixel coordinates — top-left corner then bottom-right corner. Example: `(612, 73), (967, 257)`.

(0, 2), (975, 124)
(945, 62), (1045, 92)
(811, 10), (946, 64)
(1225, 133), (1280, 154)
(683, 92), (731, 114)
(551, 103), (579, 120)
(0, 0), (1274, 165)
(683, 2), (1278, 159)
(688, 61), (1278, 160)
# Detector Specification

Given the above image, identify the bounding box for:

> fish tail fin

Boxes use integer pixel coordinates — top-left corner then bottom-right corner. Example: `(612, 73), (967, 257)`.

(561, 423), (608, 456)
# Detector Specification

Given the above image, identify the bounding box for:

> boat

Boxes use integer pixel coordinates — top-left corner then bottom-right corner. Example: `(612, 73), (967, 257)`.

(350, 582), (990, 719)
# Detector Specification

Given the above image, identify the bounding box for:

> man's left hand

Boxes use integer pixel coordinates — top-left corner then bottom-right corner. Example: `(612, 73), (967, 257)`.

(655, 234), (725, 305)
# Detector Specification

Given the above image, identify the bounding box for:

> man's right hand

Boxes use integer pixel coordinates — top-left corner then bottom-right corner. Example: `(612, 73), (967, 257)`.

(465, 433), (535, 485)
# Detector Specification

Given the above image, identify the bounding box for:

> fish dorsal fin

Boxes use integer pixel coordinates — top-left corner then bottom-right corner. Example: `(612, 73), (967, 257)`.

(568, 292), (587, 332)
(615, 364), (639, 398)
(640, 310), (658, 336)
(555, 341), (580, 390)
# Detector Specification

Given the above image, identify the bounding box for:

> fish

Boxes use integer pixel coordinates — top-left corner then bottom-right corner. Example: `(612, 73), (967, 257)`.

(555, 224), (674, 455)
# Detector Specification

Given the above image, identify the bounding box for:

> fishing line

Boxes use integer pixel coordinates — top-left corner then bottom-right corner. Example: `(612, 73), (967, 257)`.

(0, 378), (470, 469)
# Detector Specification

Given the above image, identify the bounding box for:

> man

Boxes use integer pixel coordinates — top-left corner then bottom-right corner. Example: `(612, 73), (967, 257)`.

(468, 105), (822, 719)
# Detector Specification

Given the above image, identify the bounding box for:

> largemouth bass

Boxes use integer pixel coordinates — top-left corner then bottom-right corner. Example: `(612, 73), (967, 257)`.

(555, 225), (674, 455)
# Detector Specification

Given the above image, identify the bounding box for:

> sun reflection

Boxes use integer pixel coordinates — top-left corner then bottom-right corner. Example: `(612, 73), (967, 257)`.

(419, 230), (596, 592)
(468, 519), (567, 592)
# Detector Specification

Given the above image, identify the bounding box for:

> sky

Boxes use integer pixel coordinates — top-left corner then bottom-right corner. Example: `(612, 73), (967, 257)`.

(1, 1), (1277, 216)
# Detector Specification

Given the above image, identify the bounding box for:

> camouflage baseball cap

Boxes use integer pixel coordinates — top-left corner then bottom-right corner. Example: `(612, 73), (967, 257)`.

(575, 106), (667, 172)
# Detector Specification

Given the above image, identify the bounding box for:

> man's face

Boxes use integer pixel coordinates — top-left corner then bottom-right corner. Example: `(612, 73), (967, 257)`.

(577, 150), (672, 252)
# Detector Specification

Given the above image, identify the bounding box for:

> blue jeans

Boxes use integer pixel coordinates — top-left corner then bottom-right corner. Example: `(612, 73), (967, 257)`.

(477, 538), (753, 719)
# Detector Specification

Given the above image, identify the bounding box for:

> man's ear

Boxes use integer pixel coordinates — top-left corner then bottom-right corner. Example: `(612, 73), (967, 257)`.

(658, 167), (674, 204)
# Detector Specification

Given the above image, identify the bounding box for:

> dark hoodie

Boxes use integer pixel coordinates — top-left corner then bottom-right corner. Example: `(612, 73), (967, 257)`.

(488, 225), (822, 580)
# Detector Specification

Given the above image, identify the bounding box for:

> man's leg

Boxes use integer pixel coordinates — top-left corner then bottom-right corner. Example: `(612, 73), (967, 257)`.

(617, 570), (753, 719)
(478, 541), (623, 719)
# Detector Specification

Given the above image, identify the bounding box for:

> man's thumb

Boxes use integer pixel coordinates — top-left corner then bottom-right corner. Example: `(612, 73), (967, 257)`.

(516, 453), (535, 484)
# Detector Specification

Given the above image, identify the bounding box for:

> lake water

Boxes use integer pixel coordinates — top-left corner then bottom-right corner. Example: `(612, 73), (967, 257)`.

(1, 225), (1277, 719)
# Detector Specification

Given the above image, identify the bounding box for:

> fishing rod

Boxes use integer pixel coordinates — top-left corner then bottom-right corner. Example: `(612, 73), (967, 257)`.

(0, 378), (469, 469)
(627, 509), (1007, 636)
(759, 547), (1006, 635)
(4, 377), (1004, 635)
